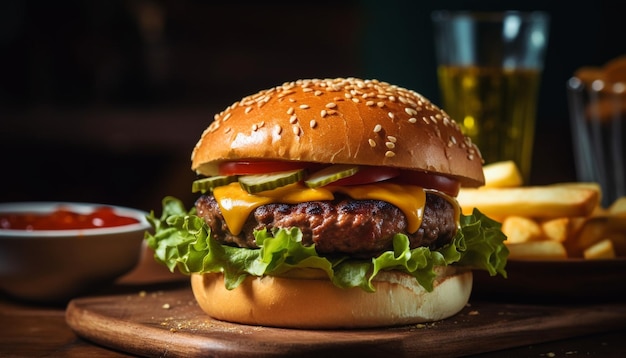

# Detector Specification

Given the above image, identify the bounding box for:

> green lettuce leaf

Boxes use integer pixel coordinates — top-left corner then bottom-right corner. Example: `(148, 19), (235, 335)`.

(145, 196), (508, 292)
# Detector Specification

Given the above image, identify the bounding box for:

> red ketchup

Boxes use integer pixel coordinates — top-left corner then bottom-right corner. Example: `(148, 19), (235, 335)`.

(0, 206), (140, 230)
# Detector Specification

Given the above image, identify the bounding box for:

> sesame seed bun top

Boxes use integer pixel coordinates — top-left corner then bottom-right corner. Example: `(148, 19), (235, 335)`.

(191, 77), (485, 187)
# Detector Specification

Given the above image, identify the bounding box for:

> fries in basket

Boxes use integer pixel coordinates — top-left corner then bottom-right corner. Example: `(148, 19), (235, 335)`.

(457, 161), (626, 260)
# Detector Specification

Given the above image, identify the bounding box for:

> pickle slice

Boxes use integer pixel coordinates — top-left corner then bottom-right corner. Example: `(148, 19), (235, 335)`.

(239, 169), (305, 193)
(192, 175), (239, 193)
(304, 164), (359, 188)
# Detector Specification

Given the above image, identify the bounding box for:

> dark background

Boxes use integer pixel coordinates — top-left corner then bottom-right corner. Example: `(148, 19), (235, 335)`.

(2, 0), (625, 212)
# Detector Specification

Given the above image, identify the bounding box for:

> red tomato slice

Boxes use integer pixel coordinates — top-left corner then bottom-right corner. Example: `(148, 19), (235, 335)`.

(331, 166), (401, 186)
(393, 171), (460, 197)
(218, 161), (460, 196)
(219, 160), (318, 175)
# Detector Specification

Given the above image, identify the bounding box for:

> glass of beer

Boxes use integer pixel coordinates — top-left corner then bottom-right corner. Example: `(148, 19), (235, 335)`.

(431, 11), (550, 182)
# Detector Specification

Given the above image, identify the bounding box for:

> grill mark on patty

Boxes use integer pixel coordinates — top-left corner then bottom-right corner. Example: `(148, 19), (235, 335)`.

(195, 193), (457, 258)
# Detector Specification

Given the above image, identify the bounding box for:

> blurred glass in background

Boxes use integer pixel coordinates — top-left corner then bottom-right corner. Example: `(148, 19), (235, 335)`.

(431, 11), (549, 183)
(567, 57), (626, 207)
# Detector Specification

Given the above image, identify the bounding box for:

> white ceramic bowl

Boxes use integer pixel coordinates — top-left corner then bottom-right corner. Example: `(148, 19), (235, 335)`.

(0, 202), (151, 303)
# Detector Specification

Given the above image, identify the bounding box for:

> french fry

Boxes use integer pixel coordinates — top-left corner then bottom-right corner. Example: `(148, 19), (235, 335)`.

(467, 161), (625, 260)
(540, 218), (570, 243)
(583, 239), (616, 260)
(608, 196), (626, 215)
(482, 161), (523, 188)
(501, 216), (542, 243)
(457, 184), (600, 219)
(568, 217), (588, 238)
(565, 214), (626, 257)
(506, 241), (568, 260)
(563, 216), (605, 258)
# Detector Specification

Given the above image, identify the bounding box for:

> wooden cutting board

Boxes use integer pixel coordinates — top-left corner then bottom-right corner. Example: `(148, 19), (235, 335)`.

(65, 284), (626, 358)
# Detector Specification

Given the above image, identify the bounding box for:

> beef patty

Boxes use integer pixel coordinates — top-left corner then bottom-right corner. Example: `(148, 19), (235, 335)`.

(195, 192), (458, 258)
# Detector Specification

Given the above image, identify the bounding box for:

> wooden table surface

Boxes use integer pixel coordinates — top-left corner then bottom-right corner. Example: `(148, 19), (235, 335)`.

(1, 253), (625, 357)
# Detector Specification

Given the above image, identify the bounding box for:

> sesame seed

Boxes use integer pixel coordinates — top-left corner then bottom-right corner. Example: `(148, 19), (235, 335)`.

(377, 102), (385, 108)
(314, 90), (323, 96)
(310, 119), (317, 128)
(408, 117), (417, 123)
(385, 142), (395, 149)
(303, 87), (313, 92)
(289, 98), (297, 103)
(373, 124), (382, 133)
(223, 113), (232, 121)
(385, 151), (396, 158)
(368, 139), (376, 147)
(405, 107), (418, 116)
(287, 107), (295, 115)
(299, 104), (310, 109)
(468, 154), (475, 160)
(274, 125), (283, 136)
(245, 106), (252, 114)
(326, 109), (337, 115)
(290, 115), (298, 124)
(387, 112), (395, 120)
(387, 136), (397, 143)
(252, 124), (258, 131)
(326, 102), (337, 109)
(366, 100), (375, 106)
(352, 97), (360, 103)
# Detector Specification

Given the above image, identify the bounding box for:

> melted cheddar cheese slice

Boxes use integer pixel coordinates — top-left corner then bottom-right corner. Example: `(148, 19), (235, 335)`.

(330, 183), (425, 233)
(212, 182), (427, 236)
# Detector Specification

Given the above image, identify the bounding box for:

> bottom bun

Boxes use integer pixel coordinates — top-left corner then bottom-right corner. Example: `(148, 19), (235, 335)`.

(190, 266), (472, 329)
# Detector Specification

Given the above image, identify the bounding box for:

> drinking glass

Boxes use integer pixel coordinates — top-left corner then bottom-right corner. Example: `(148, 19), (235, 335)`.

(432, 11), (550, 182)
(567, 76), (626, 207)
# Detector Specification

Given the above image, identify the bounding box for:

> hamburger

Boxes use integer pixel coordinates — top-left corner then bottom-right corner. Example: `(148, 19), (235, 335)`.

(146, 77), (508, 329)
